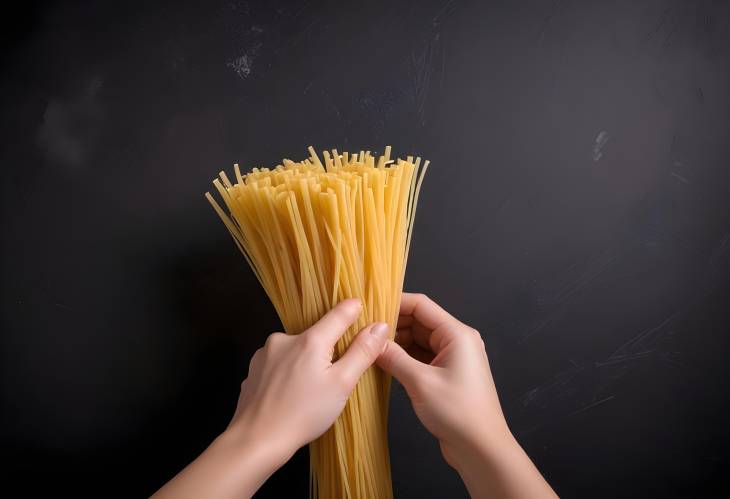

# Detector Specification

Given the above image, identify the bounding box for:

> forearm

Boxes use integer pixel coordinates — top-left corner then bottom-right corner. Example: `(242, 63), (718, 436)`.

(151, 427), (289, 499)
(449, 430), (558, 499)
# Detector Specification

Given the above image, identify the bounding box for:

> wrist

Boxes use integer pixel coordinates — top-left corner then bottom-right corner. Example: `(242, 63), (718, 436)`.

(444, 422), (517, 474)
(221, 421), (294, 471)
(444, 423), (558, 498)
(447, 429), (553, 499)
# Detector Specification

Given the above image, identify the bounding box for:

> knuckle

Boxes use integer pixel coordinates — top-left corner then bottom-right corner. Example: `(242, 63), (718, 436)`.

(250, 347), (264, 365)
(265, 332), (286, 346)
(470, 328), (485, 345)
(302, 332), (322, 349)
(408, 371), (434, 398)
(460, 325), (482, 342)
(383, 356), (399, 376)
(377, 343), (395, 370)
(415, 293), (430, 304)
(265, 332), (289, 351)
(337, 371), (356, 393)
(353, 337), (376, 359)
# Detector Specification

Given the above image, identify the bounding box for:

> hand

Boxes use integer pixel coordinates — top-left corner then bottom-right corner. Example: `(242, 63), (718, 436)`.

(376, 293), (507, 463)
(377, 293), (558, 499)
(229, 298), (390, 462)
(153, 298), (390, 499)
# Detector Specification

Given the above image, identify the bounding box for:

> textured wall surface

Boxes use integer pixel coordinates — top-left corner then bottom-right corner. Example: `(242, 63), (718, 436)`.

(2, 1), (730, 497)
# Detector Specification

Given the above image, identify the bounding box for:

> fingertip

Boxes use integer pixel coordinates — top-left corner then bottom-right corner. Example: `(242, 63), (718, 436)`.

(307, 299), (364, 347)
(376, 340), (404, 378)
(370, 322), (389, 353)
(354, 322), (388, 357)
(370, 321), (388, 338)
(332, 323), (388, 391)
(376, 339), (398, 366)
(376, 340), (427, 389)
(337, 297), (362, 315)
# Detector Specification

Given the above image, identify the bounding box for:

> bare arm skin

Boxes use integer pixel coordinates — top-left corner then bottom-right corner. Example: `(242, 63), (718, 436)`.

(153, 293), (557, 498)
(376, 292), (558, 499)
(152, 299), (389, 499)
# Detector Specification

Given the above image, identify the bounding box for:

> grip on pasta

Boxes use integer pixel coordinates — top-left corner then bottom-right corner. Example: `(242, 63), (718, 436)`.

(206, 146), (428, 499)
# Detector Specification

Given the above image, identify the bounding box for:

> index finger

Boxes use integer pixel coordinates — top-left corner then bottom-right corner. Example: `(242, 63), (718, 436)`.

(304, 298), (362, 347)
(398, 293), (462, 354)
(399, 293), (456, 331)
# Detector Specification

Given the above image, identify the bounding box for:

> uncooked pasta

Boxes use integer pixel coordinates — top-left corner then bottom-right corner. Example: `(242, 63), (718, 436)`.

(206, 146), (428, 498)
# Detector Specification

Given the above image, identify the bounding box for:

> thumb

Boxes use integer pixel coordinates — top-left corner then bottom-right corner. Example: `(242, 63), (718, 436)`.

(332, 322), (389, 392)
(376, 339), (427, 389)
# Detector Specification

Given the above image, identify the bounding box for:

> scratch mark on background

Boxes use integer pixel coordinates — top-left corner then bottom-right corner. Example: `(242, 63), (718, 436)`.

(596, 350), (656, 367)
(441, 41), (446, 89)
(227, 42), (262, 79)
(508, 111), (730, 432)
(496, 195), (512, 215)
(355, 89), (398, 137)
(322, 90), (341, 118)
(538, 0), (562, 42)
(410, 40), (435, 126)
(517, 369), (582, 409)
(661, 22), (678, 51)
(553, 248), (618, 304)
(511, 282), (716, 435)
(709, 233), (730, 266)
(646, 8), (671, 42)
(227, 55), (253, 78)
(593, 130), (610, 161)
(569, 395), (616, 416)
(37, 77), (103, 168)
(406, 1), (458, 125)
(600, 311), (678, 366)
(520, 247), (620, 342)
(670, 172), (689, 184)
(289, 18), (320, 47)
(432, 0), (457, 27)
(703, 12), (716, 56)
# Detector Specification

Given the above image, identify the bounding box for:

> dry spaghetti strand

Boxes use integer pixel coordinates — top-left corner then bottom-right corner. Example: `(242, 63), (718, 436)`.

(206, 146), (428, 499)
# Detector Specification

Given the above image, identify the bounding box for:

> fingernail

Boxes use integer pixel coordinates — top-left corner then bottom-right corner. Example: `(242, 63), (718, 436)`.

(370, 322), (389, 350)
(370, 322), (388, 337)
(343, 298), (362, 310)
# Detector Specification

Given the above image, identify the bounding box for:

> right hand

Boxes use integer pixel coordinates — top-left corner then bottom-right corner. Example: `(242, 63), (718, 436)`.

(229, 299), (389, 461)
(376, 292), (510, 467)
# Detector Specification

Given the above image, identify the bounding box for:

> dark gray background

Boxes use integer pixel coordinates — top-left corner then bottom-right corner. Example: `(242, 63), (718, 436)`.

(2, 0), (729, 497)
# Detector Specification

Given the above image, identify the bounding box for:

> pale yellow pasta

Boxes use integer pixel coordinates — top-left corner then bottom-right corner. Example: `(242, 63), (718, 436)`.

(206, 146), (428, 499)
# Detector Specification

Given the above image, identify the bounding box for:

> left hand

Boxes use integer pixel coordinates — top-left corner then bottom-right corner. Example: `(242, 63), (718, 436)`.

(228, 298), (390, 461)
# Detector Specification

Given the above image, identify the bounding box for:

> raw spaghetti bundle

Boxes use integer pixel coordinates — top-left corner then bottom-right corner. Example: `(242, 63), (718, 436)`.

(206, 146), (428, 498)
